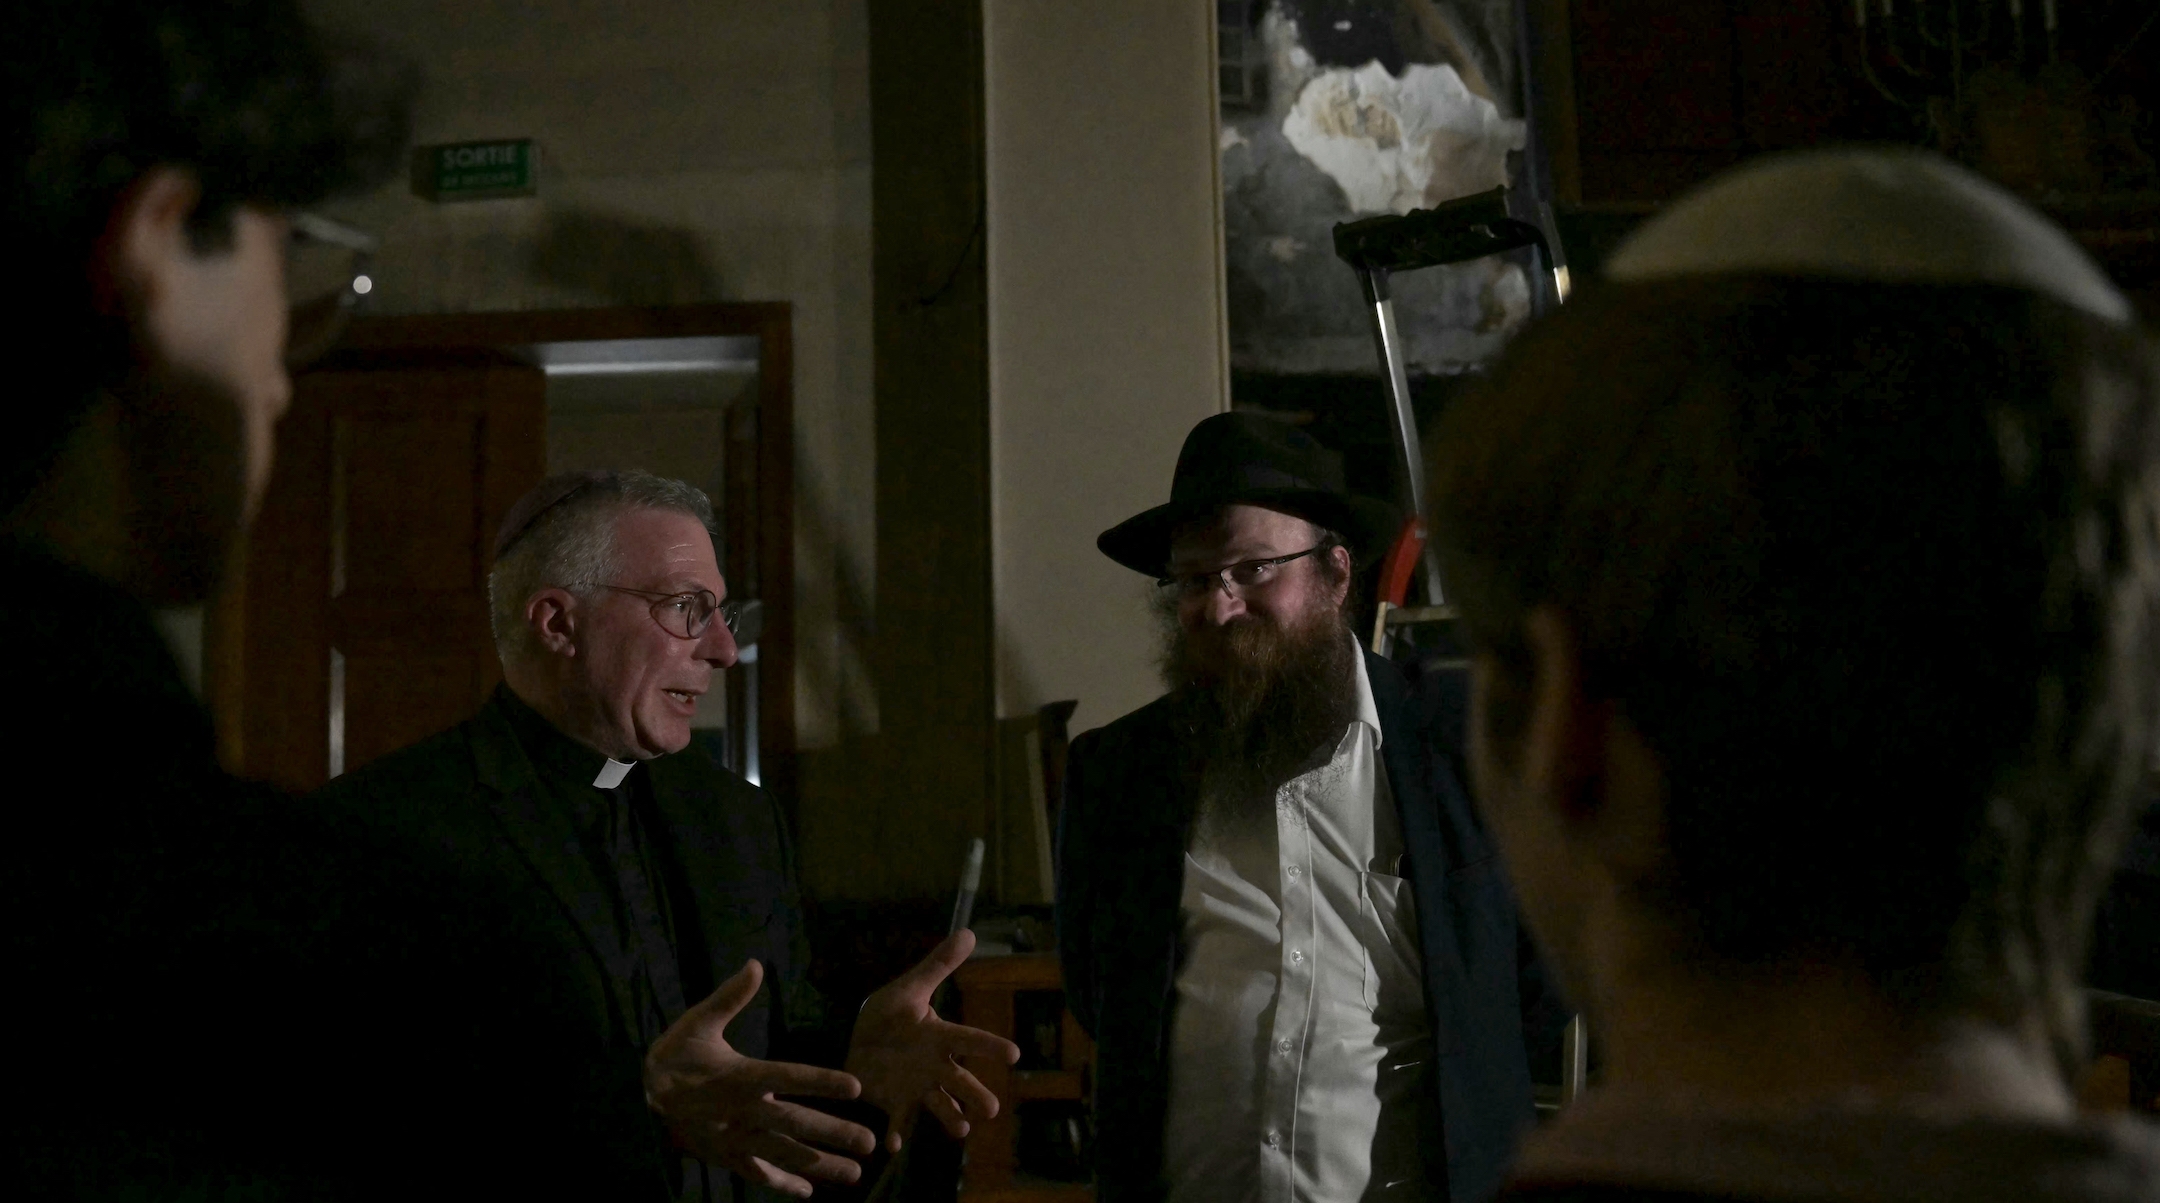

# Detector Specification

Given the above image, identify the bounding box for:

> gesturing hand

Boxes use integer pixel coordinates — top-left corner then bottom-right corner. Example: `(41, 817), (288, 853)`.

(846, 929), (1022, 1148)
(645, 960), (877, 1198)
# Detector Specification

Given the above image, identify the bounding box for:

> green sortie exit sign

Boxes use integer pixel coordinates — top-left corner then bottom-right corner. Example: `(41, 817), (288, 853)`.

(413, 139), (536, 201)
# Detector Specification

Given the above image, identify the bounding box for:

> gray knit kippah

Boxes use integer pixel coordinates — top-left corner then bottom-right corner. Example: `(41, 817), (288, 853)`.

(1606, 147), (2130, 325)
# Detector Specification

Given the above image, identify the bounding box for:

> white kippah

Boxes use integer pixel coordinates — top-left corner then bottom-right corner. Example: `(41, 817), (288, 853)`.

(1605, 147), (2131, 324)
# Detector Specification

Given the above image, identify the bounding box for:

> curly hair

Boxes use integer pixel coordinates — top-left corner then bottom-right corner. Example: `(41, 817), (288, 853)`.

(6, 0), (414, 507)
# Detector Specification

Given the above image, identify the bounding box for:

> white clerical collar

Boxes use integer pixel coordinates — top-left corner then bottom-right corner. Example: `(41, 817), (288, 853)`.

(592, 758), (636, 789)
(1350, 635), (1383, 750)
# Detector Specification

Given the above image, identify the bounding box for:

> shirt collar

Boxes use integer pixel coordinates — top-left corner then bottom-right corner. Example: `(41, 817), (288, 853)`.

(1350, 634), (1383, 750)
(496, 683), (640, 791)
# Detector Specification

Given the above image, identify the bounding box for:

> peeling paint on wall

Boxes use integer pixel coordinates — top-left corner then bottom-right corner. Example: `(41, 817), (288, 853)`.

(1223, 2), (1530, 377)
(1283, 60), (1521, 215)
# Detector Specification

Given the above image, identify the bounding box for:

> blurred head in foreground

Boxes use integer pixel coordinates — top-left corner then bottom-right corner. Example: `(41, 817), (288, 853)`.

(4, 0), (409, 602)
(1432, 148), (2160, 1118)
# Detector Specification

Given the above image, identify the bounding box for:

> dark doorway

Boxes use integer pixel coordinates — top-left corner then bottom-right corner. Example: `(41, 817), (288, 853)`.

(208, 303), (797, 807)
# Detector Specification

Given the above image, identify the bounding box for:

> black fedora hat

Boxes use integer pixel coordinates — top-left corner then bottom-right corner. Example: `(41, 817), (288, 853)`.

(1098, 412), (1402, 577)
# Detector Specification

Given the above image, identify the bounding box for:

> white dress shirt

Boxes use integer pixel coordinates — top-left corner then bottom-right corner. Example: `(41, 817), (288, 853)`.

(1164, 641), (1437, 1203)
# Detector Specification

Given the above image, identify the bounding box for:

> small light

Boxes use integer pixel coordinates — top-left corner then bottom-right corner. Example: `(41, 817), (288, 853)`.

(352, 275), (373, 295)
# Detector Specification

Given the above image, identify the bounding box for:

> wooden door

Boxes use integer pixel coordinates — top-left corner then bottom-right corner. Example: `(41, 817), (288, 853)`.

(212, 362), (546, 792)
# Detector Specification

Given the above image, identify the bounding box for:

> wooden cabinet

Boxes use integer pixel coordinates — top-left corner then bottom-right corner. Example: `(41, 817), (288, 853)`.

(952, 954), (1092, 1202)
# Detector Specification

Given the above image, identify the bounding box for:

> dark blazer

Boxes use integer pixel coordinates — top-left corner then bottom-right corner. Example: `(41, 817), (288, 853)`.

(1, 546), (646, 1198)
(2092, 796), (2160, 1001)
(312, 690), (826, 1199)
(1057, 650), (1565, 1203)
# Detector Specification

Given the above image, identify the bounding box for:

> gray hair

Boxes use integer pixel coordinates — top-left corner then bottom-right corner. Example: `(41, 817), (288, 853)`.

(487, 470), (717, 664)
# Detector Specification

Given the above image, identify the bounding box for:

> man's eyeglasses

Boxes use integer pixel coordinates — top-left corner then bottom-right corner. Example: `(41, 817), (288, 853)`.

(587, 585), (746, 640)
(285, 212), (377, 367)
(1155, 545), (1327, 599)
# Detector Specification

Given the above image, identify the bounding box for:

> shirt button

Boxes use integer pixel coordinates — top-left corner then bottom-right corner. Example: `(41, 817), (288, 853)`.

(1265, 1130), (1283, 1149)
(1285, 865), (1302, 881)
(1290, 948), (1305, 964)
(1276, 1037), (1294, 1054)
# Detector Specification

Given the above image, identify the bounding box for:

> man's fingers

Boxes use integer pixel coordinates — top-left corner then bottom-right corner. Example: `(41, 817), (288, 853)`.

(693, 1122), (866, 1196)
(752, 1096), (879, 1156)
(740, 1154), (815, 1200)
(741, 1131), (865, 1186)
(648, 963), (764, 1101)
(742, 1057), (863, 1102)
(684, 960), (765, 1034)
(931, 1017), (1021, 1065)
(697, 1144), (807, 1198)
(887, 930), (975, 999)
(937, 1062), (1001, 1120)
(921, 1086), (970, 1138)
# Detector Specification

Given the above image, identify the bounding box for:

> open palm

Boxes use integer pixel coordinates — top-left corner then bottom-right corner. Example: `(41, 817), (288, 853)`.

(645, 959), (877, 1197)
(846, 930), (1023, 1147)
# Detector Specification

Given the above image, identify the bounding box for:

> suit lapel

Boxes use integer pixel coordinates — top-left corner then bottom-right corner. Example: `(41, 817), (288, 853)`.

(466, 701), (638, 1031)
(1367, 649), (1471, 1054)
(642, 754), (726, 1003)
(1129, 712), (1201, 1055)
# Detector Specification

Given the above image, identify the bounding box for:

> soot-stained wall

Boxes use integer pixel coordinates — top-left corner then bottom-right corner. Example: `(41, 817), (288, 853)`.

(1223, 0), (1532, 379)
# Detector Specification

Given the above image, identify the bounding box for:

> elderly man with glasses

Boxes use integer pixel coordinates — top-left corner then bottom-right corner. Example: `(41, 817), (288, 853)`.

(1058, 413), (1566, 1203)
(315, 469), (1017, 1200)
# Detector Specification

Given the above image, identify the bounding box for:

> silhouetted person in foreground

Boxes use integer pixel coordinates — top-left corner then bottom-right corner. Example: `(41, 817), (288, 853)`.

(1430, 148), (2160, 1202)
(0, 2), (673, 1195)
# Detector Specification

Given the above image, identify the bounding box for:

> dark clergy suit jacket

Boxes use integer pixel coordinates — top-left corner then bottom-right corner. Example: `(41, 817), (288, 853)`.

(1057, 649), (1566, 1203)
(312, 688), (826, 1200)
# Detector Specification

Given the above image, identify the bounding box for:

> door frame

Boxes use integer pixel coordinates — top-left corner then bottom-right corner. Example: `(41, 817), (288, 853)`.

(212, 302), (797, 807)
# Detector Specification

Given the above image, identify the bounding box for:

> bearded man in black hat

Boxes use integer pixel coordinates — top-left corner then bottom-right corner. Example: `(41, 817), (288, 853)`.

(1057, 413), (1565, 1203)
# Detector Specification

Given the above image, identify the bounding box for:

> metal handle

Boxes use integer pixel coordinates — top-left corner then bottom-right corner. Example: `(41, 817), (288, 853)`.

(1334, 185), (1572, 609)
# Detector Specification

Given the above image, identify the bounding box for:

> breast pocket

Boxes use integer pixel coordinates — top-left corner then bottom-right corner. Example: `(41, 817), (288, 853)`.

(1359, 870), (1425, 1022)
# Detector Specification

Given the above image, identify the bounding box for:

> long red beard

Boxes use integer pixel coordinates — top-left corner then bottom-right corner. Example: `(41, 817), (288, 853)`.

(1159, 591), (1358, 811)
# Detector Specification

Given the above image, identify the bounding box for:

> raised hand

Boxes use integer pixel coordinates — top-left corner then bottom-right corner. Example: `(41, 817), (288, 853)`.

(645, 960), (877, 1198)
(846, 930), (1023, 1148)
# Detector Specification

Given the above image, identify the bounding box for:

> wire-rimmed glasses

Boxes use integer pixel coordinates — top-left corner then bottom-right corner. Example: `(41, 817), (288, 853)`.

(589, 585), (746, 640)
(1154, 544), (1327, 600)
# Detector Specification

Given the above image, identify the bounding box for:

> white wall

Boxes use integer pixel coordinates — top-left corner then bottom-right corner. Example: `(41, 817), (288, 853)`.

(304, 0), (876, 748)
(984, 1), (1229, 737)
